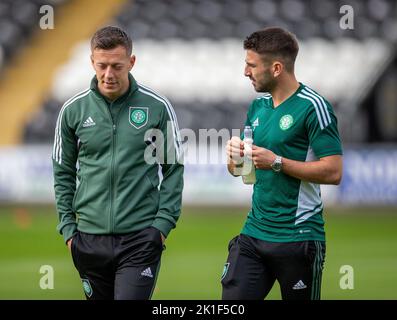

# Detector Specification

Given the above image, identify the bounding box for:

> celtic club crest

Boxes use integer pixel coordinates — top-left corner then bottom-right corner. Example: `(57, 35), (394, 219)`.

(279, 114), (294, 130)
(129, 107), (149, 129)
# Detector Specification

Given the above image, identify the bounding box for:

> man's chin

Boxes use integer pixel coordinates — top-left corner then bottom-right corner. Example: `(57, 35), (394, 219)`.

(255, 84), (273, 93)
(99, 87), (119, 98)
(102, 85), (118, 91)
(252, 82), (264, 92)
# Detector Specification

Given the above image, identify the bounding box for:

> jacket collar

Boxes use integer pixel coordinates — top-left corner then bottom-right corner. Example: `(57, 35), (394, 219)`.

(90, 72), (139, 101)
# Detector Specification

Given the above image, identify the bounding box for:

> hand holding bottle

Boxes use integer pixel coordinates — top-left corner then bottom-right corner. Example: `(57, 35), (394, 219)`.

(242, 126), (256, 184)
(226, 136), (244, 166)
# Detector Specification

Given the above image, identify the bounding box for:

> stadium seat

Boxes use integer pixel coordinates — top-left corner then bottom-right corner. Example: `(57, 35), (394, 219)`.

(22, 0), (397, 143)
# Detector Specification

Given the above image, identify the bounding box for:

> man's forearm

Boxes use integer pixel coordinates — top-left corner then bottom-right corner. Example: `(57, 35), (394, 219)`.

(281, 155), (342, 185)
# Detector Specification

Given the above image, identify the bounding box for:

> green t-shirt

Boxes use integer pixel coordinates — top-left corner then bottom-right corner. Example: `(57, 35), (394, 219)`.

(241, 83), (342, 242)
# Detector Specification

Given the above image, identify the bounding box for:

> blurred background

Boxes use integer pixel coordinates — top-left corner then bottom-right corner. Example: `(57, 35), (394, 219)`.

(0, 0), (396, 299)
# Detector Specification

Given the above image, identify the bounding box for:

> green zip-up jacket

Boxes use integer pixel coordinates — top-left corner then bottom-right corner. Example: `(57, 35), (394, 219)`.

(52, 74), (184, 243)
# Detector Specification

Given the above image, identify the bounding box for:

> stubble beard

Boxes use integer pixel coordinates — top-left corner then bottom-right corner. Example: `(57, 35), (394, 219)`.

(256, 72), (277, 93)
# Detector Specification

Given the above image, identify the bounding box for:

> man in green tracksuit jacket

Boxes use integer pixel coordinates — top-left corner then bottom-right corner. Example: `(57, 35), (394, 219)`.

(52, 26), (184, 300)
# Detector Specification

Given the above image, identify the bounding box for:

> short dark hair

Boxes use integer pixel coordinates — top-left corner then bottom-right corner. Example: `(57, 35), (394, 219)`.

(243, 27), (299, 72)
(91, 26), (132, 56)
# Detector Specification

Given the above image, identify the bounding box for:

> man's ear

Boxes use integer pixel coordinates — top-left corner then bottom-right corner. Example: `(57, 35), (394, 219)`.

(129, 55), (136, 70)
(273, 61), (283, 78)
(90, 54), (94, 67)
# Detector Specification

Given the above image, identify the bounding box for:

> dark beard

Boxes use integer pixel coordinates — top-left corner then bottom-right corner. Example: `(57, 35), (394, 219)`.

(256, 74), (277, 93)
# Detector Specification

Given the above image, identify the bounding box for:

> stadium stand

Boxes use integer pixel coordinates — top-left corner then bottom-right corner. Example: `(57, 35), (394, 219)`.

(21, 0), (397, 143)
(0, 0), (65, 66)
(0, 0), (125, 145)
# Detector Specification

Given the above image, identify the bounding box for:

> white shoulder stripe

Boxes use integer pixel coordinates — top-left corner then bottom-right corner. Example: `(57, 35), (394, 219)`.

(137, 85), (180, 137)
(297, 93), (325, 130)
(137, 84), (182, 160)
(53, 88), (91, 164)
(138, 83), (181, 133)
(303, 87), (331, 124)
(304, 87), (332, 124)
(301, 89), (330, 128)
(137, 87), (181, 160)
(62, 88), (91, 108)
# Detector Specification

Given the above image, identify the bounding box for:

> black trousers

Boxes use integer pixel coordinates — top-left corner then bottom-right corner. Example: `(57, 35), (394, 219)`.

(221, 234), (326, 300)
(71, 226), (164, 300)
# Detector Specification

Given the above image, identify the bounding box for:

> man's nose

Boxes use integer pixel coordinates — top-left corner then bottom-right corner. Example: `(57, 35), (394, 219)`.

(104, 66), (114, 79)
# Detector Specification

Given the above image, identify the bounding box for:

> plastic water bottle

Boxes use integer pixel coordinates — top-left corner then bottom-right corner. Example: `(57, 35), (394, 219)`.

(242, 126), (256, 184)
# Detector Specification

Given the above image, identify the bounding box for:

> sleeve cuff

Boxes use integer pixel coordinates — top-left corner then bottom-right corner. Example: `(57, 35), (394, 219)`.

(151, 218), (175, 238)
(61, 223), (78, 244)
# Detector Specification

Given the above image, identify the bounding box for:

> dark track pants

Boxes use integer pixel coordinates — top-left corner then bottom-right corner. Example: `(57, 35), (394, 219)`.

(71, 226), (164, 300)
(221, 234), (326, 300)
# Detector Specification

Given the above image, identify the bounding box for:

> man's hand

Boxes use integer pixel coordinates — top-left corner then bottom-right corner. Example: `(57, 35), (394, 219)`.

(251, 145), (276, 170)
(226, 136), (244, 165)
(226, 136), (246, 176)
(67, 238), (73, 251)
(160, 232), (166, 244)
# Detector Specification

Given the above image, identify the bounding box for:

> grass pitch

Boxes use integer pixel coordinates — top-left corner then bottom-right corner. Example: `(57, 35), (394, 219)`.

(0, 205), (396, 300)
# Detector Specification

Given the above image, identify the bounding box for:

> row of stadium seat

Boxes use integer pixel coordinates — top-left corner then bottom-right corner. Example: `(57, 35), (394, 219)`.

(22, 0), (397, 144)
(118, 0), (397, 41)
(47, 38), (391, 105)
(0, 0), (68, 70)
(23, 37), (392, 143)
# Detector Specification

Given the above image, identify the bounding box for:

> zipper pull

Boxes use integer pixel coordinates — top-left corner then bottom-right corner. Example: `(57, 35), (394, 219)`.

(113, 124), (116, 134)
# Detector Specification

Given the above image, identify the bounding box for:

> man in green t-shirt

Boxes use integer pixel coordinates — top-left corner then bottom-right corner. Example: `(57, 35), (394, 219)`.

(223, 27), (343, 300)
